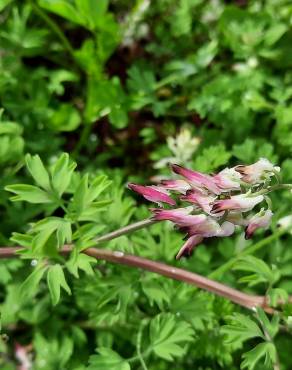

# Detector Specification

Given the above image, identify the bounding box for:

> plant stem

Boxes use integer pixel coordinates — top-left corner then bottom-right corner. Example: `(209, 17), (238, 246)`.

(72, 123), (94, 158)
(95, 218), (156, 243)
(31, 2), (75, 57)
(136, 321), (149, 370)
(0, 245), (285, 313)
(208, 228), (286, 280)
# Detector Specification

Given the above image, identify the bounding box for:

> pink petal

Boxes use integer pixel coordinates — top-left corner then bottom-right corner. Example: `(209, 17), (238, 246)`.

(211, 194), (264, 214)
(176, 235), (204, 260)
(128, 183), (176, 206)
(181, 189), (219, 215)
(171, 164), (221, 195)
(245, 209), (273, 239)
(150, 207), (206, 227)
(160, 179), (191, 193)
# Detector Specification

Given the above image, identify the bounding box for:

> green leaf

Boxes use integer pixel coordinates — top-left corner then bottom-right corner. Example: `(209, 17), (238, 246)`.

(20, 264), (47, 300)
(75, 0), (109, 30)
(256, 308), (279, 339)
(233, 255), (277, 287)
(193, 144), (231, 173)
(50, 153), (77, 196)
(87, 348), (130, 370)
(268, 288), (289, 308)
(241, 342), (277, 370)
(0, 0), (13, 11)
(66, 252), (96, 278)
(5, 184), (54, 204)
(149, 313), (194, 361)
(25, 154), (51, 191)
(38, 0), (83, 25)
(49, 103), (81, 132)
(47, 264), (71, 305)
(222, 313), (265, 345)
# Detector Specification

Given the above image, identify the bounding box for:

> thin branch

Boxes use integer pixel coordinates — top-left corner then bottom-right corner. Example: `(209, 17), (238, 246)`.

(30, 1), (75, 57)
(95, 218), (156, 243)
(0, 245), (286, 314)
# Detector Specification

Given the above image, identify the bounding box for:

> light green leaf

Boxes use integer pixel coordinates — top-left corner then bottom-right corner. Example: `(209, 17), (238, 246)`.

(149, 313), (194, 361)
(47, 264), (71, 305)
(87, 347), (130, 370)
(5, 184), (54, 204)
(222, 313), (265, 345)
(25, 154), (51, 191)
(38, 0), (83, 25)
(233, 255), (277, 287)
(0, 0), (13, 11)
(66, 252), (96, 278)
(241, 342), (277, 370)
(49, 104), (81, 132)
(50, 153), (77, 196)
(20, 264), (47, 300)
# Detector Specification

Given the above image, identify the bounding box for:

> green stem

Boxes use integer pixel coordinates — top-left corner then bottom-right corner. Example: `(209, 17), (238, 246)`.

(209, 228), (286, 280)
(136, 321), (149, 370)
(30, 2), (75, 57)
(72, 123), (93, 158)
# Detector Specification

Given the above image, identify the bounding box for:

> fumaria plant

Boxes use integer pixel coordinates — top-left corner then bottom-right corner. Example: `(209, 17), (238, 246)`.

(1, 153), (292, 370)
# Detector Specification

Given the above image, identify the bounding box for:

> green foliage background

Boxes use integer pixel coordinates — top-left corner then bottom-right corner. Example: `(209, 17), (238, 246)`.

(0, 0), (292, 369)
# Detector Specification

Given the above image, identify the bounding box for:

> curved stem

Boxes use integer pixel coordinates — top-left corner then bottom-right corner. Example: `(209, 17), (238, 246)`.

(95, 218), (156, 243)
(31, 1), (75, 57)
(0, 245), (281, 313)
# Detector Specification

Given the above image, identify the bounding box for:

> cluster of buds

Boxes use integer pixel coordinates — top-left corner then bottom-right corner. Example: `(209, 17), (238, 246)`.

(129, 158), (281, 259)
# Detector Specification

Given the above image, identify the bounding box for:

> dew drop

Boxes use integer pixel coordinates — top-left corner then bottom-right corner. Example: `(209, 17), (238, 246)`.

(31, 259), (38, 267)
(113, 251), (124, 257)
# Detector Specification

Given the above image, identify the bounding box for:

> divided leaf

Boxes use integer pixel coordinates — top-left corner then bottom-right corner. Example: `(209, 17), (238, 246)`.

(149, 313), (194, 361)
(47, 264), (71, 305)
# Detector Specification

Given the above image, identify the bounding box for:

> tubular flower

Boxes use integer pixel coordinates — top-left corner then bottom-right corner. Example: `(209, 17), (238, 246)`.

(211, 193), (264, 214)
(245, 209), (273, 239)
(128, 183), (175, 206)
(129, 158), (282, 259)
(171, 164), (221, 195)
(160, 179), (191, 193)
(213, 167), (242, 192)
(235, 158), (280, 185)
(180, 189), (221, 216)
(176, 235), (204, 260)
(150, 207), (206, 227)
(183, 217), (235, 238)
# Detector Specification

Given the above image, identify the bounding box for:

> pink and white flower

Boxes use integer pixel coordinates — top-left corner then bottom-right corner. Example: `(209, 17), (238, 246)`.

(235, 158), (280, 185)
(171, 164), (221, 195)
(180, 189), (220, 215)
(176, 220), (235, 259)
(128, 183), (176, 206)
(150, 207), (206, 227)
(184, 217), (235, 238)
(211, 193), (264, 214)
(213, 167), (242, 192)
(245, 209), (273, 239)
(176, 235), (204, 259)
(160, 179), (191, 193)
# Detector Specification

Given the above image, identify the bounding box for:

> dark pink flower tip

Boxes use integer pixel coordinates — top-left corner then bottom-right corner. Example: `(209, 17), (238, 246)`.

(128, 183), (176, 206)
(171, 164), (221, 195)
(176, 235), (204, 260)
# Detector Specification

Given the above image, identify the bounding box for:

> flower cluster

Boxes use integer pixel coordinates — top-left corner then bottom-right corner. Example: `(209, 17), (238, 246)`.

(129, 158), (280, 259)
